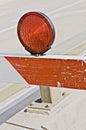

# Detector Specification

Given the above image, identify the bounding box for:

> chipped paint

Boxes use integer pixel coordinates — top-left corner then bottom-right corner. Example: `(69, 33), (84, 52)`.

(5, 56), (86, 90)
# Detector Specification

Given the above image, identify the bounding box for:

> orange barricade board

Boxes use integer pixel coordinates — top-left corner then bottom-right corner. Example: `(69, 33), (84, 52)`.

(5, 55), (86, 90)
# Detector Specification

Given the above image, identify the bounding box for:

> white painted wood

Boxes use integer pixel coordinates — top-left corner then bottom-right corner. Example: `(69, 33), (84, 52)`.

(0, 84), (40, 124)
(0, 123), (28, 130)
(40, 86), (63, 104)
(1, 89), (86, 130)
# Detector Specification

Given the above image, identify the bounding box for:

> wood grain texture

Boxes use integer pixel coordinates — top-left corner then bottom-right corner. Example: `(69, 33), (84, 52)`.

(5, 56), (86, 90)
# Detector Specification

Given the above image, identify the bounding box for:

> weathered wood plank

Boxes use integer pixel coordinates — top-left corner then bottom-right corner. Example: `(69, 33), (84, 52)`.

(5, 56), (86, 89)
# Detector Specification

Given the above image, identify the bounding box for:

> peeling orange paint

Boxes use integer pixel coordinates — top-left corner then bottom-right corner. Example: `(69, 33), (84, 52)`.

(5, 57), (86, 90)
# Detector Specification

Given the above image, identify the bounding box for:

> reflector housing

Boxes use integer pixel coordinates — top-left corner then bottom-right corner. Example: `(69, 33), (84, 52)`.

(17, 11), (55, 54)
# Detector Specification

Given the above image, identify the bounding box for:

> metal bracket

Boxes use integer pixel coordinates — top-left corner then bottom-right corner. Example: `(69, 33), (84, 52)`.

(25, 85), (66, 115)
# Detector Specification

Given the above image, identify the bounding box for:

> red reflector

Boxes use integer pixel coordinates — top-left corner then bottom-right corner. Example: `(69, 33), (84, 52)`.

(17, 11), (55, 54)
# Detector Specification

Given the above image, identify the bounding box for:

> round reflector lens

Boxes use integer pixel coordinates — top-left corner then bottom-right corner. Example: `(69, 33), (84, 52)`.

(17, 11), (55, 54)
